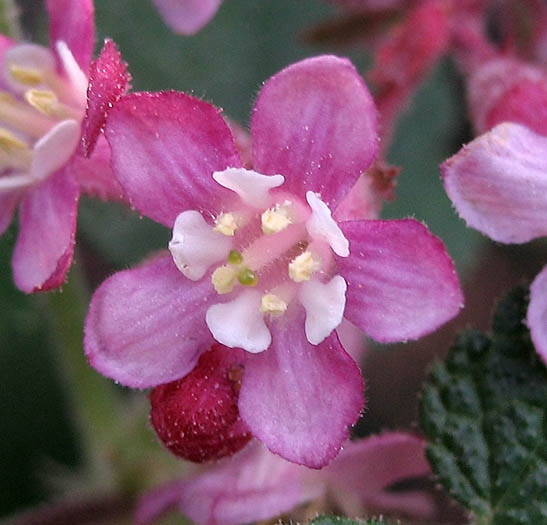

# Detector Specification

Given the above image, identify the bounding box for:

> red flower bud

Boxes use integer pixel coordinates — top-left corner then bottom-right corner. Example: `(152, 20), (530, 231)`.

(150, 344), (251, 462)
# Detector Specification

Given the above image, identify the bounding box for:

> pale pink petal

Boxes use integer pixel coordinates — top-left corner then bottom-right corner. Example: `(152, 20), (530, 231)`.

(136, 480), (187, 525)
(151, 0), (222, 35)
(46, 0), (94, 73)
(105, 92), (241, 227)
(80, 39), (131, 157)
(70, 135), (124, 201)
(224, 117), (252, 169)
(335, 319), (367, 364)
(84, 256), (216, 388)
(338, 219), (463, 342)
(137, 441), (323, 525)
(238, 310), (364, 468)
(252, 55), (378, 209)
(442, 123), (547, 244)
(326, 433), (436, 520)
(0, 190), (20, 235)
(12, 170), (79, 293)
(528, 265), (547, 365)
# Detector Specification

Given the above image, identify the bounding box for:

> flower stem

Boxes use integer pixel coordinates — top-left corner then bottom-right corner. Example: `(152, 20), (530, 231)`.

(0, 0), (23, 40)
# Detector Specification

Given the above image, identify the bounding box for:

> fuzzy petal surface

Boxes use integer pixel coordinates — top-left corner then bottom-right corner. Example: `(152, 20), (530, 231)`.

(151, 0), (222, 35)
(327, 433), (436, 519)
(46, 0), (94, 72)
(252, 55), (378, 209)
(137, 441), (322, 525)
(528, 265), (547, 366)
(442, 123), (547, 244)
(238, 310), (364, 468)
(338, 219), (463, 342)
(105, 92), (241, 227)
(12, 170), (79, 292)
(80, 39), (131, 157)
(84, 256), (216, 388)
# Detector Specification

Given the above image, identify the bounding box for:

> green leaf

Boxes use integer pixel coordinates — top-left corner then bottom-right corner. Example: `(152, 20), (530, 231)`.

(310, 516), (385, 525)
(420, 287), (547, 524)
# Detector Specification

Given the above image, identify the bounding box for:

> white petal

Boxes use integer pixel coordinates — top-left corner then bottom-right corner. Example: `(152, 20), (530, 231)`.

(30, 119), (80, 181)
(3, 43), (56, 93)
(55, 41), (88, 106)
(299, 275), (347, 345)
(213, 167), (284, 208)
(206, 290), (271, 353)
(169, 210), (232, 280)
(305, 191), (349, 257)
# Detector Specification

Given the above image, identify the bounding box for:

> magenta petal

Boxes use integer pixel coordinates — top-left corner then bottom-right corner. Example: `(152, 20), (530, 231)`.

(0, 190), (20, 235)
(46, 0), (94, 72)
(151, 0), (222, 35)
(105, 92), (241, 227)
(528, 265), (547, 366)
(252, 55), (378, 208)
(12, 170), (78, 293)
(327, 433), (435, 519)
(71, 135), (124, 201)
(84, 256), (216, 388)
(238, 312), (364, 468)
(80, 39), (131, 157)
(442, 123), (547, 244)
(339, 219), (463, 342)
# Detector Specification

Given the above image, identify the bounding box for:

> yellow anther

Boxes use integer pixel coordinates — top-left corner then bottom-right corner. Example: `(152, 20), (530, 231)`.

(237, 267), (258, 287)
(24, 89), (57, 116)
(211, 266), (236, 294)
(261, 204), (292, 235)
(288, 251), (320, 283)
(9, 64), (44, 86)
(260, 294), (287, 317)
(214, 212), (238, 236)
(0, 128), (29, 152)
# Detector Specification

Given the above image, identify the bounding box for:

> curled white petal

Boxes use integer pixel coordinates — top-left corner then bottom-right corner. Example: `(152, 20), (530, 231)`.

(31, 119), (80, 181)
(169, 210), (232, 280)
(305, 191), (349, 257)
(213, 167), (284, 208)
(206, 290), (271, 353)
(55, 41), (88, 106)
(299, 275), (347, 345)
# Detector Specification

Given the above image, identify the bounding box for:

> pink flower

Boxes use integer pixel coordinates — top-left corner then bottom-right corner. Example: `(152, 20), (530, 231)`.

(442, 122), (547, 364)
(151, 0), (222, 35)
(0, 0), (130, 292)
(85, 55), (463, 468)
(136, 433), (438, 525)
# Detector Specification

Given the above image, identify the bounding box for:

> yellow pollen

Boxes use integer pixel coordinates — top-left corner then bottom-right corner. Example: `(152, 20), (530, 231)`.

(214, 212), (238, 236)
(211, 266), (236, 294)
(9, 64), (44, 86)
(261, 204), (292, 234)
(288, 251), (320, 282)
(0, 128), (29, 152)
(24, 89), (57, 116)
(260, 294), (287, 317)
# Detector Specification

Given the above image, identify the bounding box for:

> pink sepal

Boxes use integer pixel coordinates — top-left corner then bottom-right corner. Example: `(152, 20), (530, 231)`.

(528, 265), (547, 366)
(151, 0), (222, 35)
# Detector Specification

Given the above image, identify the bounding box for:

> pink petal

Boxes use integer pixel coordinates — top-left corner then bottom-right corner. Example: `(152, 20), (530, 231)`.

(0, 190), (20, 235)
(238, 310), (364, 468)
(338, 219), (463, 342)
(151, 0), (222, 35)
(70, 135), (124, 201)
(335, 319), (368, 364)
(84, 256), (216, 388)
(46, 0), (94, 73)
(251, 55), (378, 209)
(528, 265), (547, 366)
(137, 441), (323, 525)
(80, 39), (131, 157)
(105, 92), (241, 227)
(442, 123), (547, 244)
(12, 170), (79, 293)
(326, 433), (436, 520)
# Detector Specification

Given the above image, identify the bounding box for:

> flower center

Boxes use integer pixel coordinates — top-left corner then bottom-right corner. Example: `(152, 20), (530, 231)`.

(0, 42), (86, 193)
(169, 167), (350, 353)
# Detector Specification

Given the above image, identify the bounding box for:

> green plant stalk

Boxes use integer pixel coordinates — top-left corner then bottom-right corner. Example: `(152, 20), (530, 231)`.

(0, 0), (23, 40)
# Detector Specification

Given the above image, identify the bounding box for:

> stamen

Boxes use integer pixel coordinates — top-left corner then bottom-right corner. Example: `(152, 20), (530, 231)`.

(261, 202), (292, 234)
(0, 128), (29, 152)
(212, 266), (236, 294)
(288, 251), (320, 282)
(227, 249), (243, 265)
(214, 212), (238, 236)
(24, 89), (80, 120)
(9, 64), (43, 86)
(0, 91), (55, 138)
(237, 267), (258, 287)
(260, 294), (287, 317)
